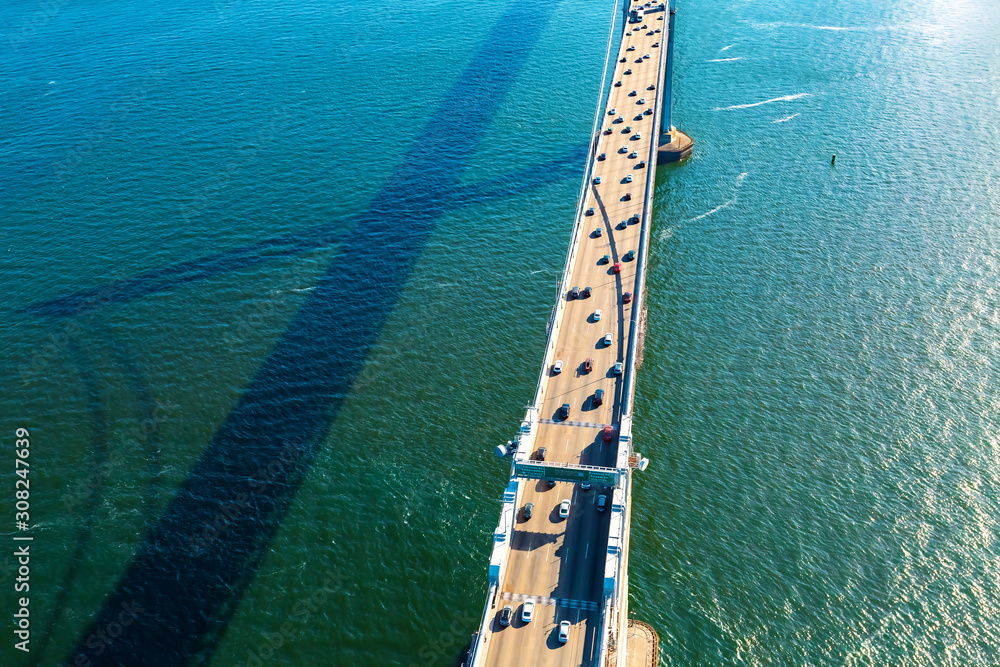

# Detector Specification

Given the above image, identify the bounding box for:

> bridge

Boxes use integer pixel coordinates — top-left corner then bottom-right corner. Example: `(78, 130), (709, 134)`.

(466, 0), (690, 665)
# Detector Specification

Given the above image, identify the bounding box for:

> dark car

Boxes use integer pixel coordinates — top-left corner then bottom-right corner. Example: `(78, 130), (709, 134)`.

(624, 68), (632, 75)
(569, 286), (580, 299)
(602, 254), (611, 264)
(524, 502), (534, 519)
(499, 605), (513, 627)
(559, 403), (570, 420)
(624, 249), (635, 261)
(619, 220), (628, 230)
(584, 358), (594, 372)
(598, 152), (607, 161)
(603, 425), (615, 442)
(594, 388), (605, 405)
(623, 291), (633, 304)
(622, 192), (632, 201)
(586, 207), (595, 216)
(594, 228), (603, 238)
(582, 286), (592, 298)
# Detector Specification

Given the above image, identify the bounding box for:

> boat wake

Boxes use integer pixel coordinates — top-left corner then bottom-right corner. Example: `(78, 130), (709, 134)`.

(714, 93), (809, 111)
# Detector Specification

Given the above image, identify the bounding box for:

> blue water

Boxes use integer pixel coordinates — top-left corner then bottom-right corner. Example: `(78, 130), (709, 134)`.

(2, 0), (1000, 664)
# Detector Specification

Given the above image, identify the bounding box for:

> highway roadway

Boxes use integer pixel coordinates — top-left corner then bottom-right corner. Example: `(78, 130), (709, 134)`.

(482, 7), (665, 665)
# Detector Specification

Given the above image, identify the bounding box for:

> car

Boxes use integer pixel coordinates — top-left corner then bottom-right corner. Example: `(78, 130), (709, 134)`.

(648, 84), (656, 90)
(638, 98), (646, 104)
(603, 425), (615, 442)
(558, 620), (571, 644)
(619, 56), (627, 63)
(629, 90), (637, 97)
(644, 53), (651, 59)
(569, 286), (579, 299)
(635, 58), (643, 64)
(608, 108), (616, 115)
(644, 108), (653, 115)
(624, 68), (632, 75)
(616, 115), (624, 122)
(629, 151), (638, 158)
(623, 192), (632, 201)
(598, 152), (606, 161)
(623, 291), (633, 304)
(522, 600), (535, 623)
(584, 357), (594, 372)
(594, 309), (602, 321)
(635, 114), (644, 121)
(559, 499), (570, 518)
(603, 332), (612, 346)
(597, 495), (607, 512)
(559, 403), (570, 419)
(604, 127), (613, 135)
(602, 254), (611, 264)
(614, 80), (622, 87)
(582, 482), (591, 491)
(627, 45), (635, 51)
(624, 125), (631, 132)
(548, 479), (556, 487)
(631, 213), (640, 224)
(619, 220), (628, 230)
(624, 174), (633, 183)
(638, 160), (646, 168)
(594, 176), (601, 184)
(655, 27), (661, 32)
(525, 502), (534, 519)
(652, 41), (659, 47)
(626, 30), (632, 36)
(582, 286), (592, 297)
(500, 605), (513, 626)
(553, 360), (564, 373)
(586, 207), (595, 216)
(613, 362), (623, 375)
(621, 144), (629, 153)
(624, 249), (635, 260)
(537, 447), (546, 460)
(594, 227), (603, 237)
(594, 388), (605, 405)
(633, 132), (641, 140)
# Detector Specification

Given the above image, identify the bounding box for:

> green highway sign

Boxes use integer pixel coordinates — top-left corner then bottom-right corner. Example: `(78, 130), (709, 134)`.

(516, 462), (618, 486)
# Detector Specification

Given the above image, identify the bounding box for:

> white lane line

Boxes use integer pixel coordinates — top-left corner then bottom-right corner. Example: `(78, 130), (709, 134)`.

(500, 592), (600, 611)
(585, 544), (589, 559)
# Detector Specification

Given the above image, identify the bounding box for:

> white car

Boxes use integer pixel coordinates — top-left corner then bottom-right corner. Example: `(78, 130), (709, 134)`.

(608, 108), (616, 115)
(638, 98), (646, 104)
(603, 333), (612, 346)
(624, 174), (633, 183)
(522, 600), (535, 623)
(553, 360), (564, 374)
(559, 499), (571, 519)
(594, 309), (602, 321)
(559, 620), (570, 643)
(629, 151), (638, 158)
(594, 176), (601, 184)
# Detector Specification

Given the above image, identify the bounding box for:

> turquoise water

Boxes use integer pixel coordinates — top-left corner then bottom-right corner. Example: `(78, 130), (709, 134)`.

(1, 0), (999, 664)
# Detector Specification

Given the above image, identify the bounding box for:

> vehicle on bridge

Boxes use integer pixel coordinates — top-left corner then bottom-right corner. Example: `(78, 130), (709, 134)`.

(559, 620), (571, 643)
(559, 499), (570, 519)
(499, 605), (513, 627)
(521, 600), (535, 624)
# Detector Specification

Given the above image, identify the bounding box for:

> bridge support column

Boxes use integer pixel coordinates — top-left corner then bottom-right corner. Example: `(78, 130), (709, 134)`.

(657, 0), (693, 163)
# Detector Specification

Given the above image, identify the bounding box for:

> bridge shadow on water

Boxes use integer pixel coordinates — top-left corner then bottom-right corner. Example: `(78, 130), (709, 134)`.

(59, 0), (567, 664)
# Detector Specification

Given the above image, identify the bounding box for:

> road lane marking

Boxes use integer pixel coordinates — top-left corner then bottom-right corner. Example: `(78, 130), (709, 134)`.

(539, 419), (612, 428)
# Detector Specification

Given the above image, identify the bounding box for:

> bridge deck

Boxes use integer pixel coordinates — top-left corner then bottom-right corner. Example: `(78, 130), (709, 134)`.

(481, 5), (666, 665)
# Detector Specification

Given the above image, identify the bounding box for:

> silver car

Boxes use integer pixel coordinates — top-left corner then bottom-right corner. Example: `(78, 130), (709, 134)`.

(559, 620), (570, 643)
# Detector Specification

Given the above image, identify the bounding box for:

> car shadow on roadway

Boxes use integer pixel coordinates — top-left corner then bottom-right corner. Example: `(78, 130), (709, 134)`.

(510, 529), (560, 552)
